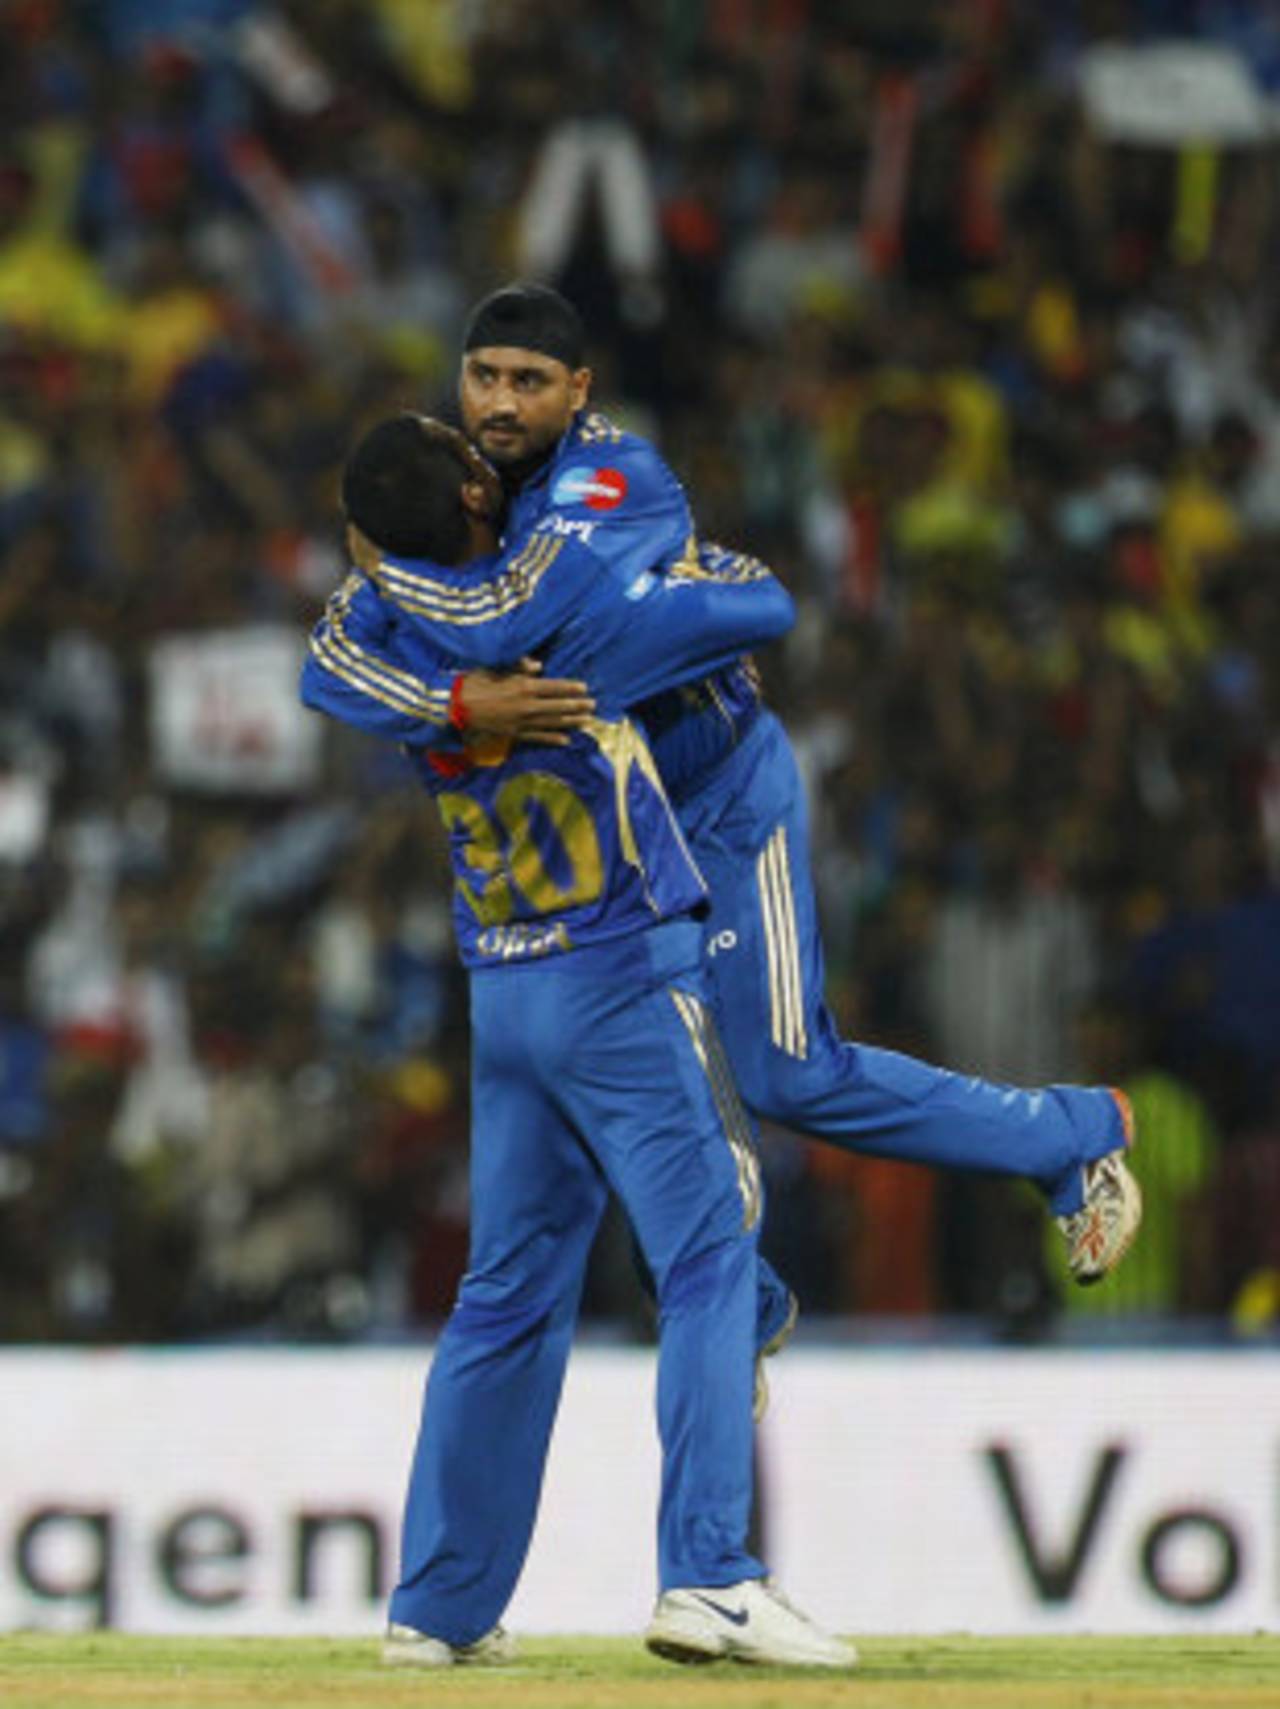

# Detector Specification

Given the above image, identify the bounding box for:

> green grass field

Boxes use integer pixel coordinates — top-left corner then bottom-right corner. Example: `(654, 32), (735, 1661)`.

(2, 1634), (1279, 1709)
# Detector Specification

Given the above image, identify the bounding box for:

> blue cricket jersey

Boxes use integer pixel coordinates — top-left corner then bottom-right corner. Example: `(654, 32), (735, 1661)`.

(300, 528), (793, 967)
(372, 411), (768, 803)
(506, 412), (768, 801)
(510, 412), (770, 801)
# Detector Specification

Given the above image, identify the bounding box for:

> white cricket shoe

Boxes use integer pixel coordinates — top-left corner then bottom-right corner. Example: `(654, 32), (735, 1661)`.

(645, 1578), (856, 1668)
(1057, 1091), (1142, 1285)
(382, 1621), (516, 1667)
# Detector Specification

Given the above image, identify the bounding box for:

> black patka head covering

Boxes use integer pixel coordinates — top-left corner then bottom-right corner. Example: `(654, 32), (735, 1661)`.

(462, 283), (586, 369)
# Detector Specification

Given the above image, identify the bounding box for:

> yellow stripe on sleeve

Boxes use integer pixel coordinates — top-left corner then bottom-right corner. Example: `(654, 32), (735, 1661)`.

(371, 534), (563, 625)
(312, 595), (451, 724)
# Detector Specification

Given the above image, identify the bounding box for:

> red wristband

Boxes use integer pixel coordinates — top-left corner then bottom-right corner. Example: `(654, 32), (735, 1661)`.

(449, 674), (471, 733)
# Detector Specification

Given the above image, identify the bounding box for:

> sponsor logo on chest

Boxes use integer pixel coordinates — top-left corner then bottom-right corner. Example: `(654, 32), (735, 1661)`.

(539, 513), (597, 545)
(552, 465), (628, 511)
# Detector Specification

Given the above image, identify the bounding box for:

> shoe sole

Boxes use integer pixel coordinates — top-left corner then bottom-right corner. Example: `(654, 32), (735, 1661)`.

(647, 1632), (853, 1668)
(383, 1638), (516, 1668)
(645, 1632), (724, 1665)
(1075, 1170), (1143, 1287)
(383, 1650), (514, 1668)
(382, 1646), (452, 1668)
(645, 1619), (854, 1669)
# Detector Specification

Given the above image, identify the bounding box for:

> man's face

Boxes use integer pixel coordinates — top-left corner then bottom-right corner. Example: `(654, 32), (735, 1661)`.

(459, 346), (590, 467)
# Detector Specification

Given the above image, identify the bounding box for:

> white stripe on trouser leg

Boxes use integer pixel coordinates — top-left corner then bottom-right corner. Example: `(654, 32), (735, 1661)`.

(670, 989), (761, 1231)
(701, 1018), (762, 1233)
(773, 825), (808, 1058)
(765, 832), (798, 1056)
(757, 828), (807, 1059)
(762, 829), (799, 1056)
(757, 834), (787, 1052)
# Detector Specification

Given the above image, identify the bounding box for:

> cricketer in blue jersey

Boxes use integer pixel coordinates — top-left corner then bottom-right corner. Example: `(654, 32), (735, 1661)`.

(306, 457), (793, 968)
(385, 283), (1142, 1301)
(301, 415), (855, 1670)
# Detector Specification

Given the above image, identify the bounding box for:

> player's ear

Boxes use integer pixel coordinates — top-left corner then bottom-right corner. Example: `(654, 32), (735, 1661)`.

(569, 365), (591, 411)
(346, 522), (381, 573)
(460, 477), (496, 521)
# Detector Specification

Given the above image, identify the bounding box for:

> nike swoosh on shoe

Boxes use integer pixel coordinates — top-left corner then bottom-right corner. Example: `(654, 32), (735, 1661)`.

(692, 1595), (749, 1627)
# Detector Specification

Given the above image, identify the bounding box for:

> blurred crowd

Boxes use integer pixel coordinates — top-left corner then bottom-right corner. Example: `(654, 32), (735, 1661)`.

(1, 0), (1279, 1344)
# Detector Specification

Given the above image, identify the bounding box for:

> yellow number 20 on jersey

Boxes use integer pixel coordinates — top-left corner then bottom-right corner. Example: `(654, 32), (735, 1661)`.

(436, 772), (605, 926)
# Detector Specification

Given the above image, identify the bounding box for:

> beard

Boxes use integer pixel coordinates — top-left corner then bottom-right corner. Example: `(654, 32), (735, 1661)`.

(473, 420), (564, 496)
(494, 442), (558, 496)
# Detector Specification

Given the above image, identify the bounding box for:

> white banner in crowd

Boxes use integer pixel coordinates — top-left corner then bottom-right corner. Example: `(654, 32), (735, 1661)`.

(0, 1348), (1275, 1636)
(1079, 42), (1274, 146)
(149, 627), (321, 795)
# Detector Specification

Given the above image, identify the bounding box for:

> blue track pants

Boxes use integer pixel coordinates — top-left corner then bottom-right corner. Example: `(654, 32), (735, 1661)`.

(389, 920), (763, 1644)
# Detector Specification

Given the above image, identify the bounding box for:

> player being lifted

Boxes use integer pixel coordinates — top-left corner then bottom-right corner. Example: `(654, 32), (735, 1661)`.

(374, 284), (1142, 1351)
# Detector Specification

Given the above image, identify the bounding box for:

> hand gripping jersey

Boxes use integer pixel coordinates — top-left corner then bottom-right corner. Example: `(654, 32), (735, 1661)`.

(368, 411), (767, 804)
(300, 526), (793, 967)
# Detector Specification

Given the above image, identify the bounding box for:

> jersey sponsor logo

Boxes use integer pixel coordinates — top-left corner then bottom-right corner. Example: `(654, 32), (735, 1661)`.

(538, 513), (597, 545)
(475, 920), (572, 960)
(552, 465), (628, 512)
(624, 570), (657, 601)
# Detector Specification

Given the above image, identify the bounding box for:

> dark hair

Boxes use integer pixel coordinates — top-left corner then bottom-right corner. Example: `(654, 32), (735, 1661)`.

(341, 414), (471, 562)
(462, 282), (585, 369)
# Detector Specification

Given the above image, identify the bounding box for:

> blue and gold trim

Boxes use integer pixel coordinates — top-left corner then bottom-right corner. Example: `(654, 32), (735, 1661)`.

(670, 987), (762, 1231)
(583, 714), (703, 916)
(757, 824), (808, 1059)
(311, 575), (451, 723)
(575, 410), (625, 446)
(371, 532), (564, 626)
(669, 537), (775, 585)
